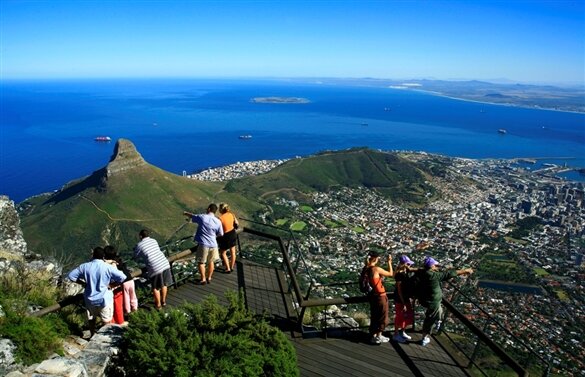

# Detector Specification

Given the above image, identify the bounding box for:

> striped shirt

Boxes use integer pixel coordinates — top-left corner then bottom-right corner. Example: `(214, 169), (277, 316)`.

(134, 237), (171, 277)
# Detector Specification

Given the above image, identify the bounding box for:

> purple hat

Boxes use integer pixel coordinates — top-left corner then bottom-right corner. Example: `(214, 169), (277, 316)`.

(424, 256), (439, 268)
(399, 255), (414, 265)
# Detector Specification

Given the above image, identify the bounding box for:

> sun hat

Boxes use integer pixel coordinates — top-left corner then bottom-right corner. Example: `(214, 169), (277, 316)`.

(424, 256), (439, 268)
(399, 255), (414, 265)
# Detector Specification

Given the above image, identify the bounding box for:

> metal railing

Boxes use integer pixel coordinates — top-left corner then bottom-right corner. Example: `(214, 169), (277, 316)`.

(30, 224), (539, 376)
(238, 226), (539, 377)
(438, 281), (551, 377)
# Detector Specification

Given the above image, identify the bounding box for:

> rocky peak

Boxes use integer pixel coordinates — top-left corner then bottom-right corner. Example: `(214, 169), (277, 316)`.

(105, 139), (146, 178)
(0, 195), (27, 259)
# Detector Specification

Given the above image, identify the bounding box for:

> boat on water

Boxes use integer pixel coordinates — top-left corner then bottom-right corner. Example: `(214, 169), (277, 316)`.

(498, 129), (507, 134)
(239, 134), (252, 140)
(94, 136), (112, 142)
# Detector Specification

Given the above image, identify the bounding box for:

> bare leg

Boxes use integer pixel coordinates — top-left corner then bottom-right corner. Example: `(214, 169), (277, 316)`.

(153, 288), (161, 308)
(198, 263), (206, 283)
(207, 261), (214, 281)
(161, 286), (168, 306)
(220, 249), (231, 272)
(230, 246), (236, 270)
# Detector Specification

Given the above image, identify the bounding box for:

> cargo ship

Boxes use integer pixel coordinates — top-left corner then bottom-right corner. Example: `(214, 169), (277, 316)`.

(94, 136), (112, 142)
(498, 129), (507, 134)
(239, 135), (252, 140)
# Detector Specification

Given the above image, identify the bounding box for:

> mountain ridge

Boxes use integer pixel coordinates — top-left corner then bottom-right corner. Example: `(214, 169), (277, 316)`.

(18, 141), (437, 263)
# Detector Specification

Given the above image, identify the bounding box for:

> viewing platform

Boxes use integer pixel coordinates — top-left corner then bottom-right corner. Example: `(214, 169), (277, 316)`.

(33, 225), (544, 376)
(166, 260), (468, 377)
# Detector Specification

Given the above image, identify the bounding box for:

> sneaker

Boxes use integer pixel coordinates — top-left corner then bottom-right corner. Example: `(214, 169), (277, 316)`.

(378, 334), (390, 343)
(392, 334), (407, 343)
(370, 336), (382, 345)
(421, 335), (431, 346)
(399, 330), (412, 340)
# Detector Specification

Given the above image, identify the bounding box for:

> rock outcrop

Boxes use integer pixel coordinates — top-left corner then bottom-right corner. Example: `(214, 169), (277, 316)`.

(0, 196), (27, 260)
(105, 139), (147, 178)
(5, 325), (125, 377)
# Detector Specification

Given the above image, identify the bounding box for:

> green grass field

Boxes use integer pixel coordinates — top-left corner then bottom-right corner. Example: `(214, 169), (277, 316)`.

(352, 226), (365, 233)
(275, 219), (289, 227)
(324, 219), (343, 228)
(300, 205), (314, 212)
(533, 268), (550, 277)
(554, 289), (569, 302)
(290, 221), (307, 231)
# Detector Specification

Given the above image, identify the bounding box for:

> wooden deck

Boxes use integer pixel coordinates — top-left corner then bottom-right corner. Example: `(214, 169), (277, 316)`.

(165, 260), (469, 377)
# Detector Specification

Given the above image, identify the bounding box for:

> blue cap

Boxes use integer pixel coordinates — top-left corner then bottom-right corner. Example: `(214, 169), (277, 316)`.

(399, 255), (414, 265)
(424, 256), (439, 268)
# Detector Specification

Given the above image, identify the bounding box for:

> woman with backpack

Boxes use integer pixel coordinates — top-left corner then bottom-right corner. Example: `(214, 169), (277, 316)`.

(363, 250), (394, 345)
(392, 255), (416, 343)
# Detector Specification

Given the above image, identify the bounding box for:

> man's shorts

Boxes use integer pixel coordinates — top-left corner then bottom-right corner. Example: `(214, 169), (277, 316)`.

(150, 268), (173, 290)
(196, 244), (219, 265)
(86, 301), (114, 323)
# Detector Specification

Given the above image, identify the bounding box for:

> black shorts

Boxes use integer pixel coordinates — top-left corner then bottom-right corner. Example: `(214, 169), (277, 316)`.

(218, 229), (237, 251)
(150, 268), (173, 290)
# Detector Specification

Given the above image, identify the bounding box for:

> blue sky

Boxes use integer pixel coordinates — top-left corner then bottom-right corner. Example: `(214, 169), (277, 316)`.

(1, 0), (584, 84)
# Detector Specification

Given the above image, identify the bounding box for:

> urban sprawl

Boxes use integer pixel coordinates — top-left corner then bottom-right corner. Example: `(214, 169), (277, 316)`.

(189, 152), (584, 375)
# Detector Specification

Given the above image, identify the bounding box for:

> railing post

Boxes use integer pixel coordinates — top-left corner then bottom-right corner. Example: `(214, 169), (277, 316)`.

(468, 318), (491, 369)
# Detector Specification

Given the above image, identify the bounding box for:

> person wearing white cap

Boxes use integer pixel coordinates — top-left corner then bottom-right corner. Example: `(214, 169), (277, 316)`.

(419, 256), (473, 346)
(392, 255), (416, 343)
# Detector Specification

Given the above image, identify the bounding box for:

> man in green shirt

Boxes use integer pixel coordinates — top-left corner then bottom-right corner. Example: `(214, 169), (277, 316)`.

(418, 256), (473, 346)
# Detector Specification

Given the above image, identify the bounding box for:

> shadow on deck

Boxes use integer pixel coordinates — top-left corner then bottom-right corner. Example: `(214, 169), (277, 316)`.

(166, 259), (469, 377)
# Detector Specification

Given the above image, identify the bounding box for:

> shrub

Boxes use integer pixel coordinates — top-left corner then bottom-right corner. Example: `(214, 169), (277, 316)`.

(0, 306), (67, 364)
(0, 261), (60, 306)
(120, 291), (299, 377)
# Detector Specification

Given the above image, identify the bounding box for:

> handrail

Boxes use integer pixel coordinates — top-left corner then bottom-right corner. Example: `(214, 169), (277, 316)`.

(31, 244), (197, 317)
(240, 227), (532, 376)
(441, 299), (528, 377)
(30, 225), (532, 377)
(445, 280), (551, 373)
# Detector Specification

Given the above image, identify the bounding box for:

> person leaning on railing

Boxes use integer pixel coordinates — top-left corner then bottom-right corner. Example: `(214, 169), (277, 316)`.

(418, 256), (473, 347)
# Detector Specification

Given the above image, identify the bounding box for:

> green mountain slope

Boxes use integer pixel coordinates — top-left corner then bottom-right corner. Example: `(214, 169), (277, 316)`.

(18, 142), (435, 263)
(19, 139), (254, 262)
(226, 148), (435, 204)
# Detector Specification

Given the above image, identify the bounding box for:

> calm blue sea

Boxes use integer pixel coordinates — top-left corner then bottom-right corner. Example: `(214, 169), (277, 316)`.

(1, 79), (584, 203)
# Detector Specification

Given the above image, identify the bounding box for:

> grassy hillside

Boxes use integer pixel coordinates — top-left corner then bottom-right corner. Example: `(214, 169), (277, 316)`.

(226, 148), (435, 204)
(18, 144), (435, 263)
(19, 140), (263, 263)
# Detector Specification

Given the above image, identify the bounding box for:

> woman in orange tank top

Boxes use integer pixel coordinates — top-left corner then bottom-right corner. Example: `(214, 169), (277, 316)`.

(365, 250), (394, 345)
(217, 203), (239, 273)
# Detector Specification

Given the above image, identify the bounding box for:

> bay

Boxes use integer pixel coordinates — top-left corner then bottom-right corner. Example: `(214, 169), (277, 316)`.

(1, 78), (584, 203)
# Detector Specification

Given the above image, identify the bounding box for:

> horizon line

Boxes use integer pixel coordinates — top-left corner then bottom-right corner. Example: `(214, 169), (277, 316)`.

(1, 75), (584, 88)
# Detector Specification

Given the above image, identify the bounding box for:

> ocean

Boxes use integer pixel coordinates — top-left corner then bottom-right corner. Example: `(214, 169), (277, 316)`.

(1, 78), (584, 203)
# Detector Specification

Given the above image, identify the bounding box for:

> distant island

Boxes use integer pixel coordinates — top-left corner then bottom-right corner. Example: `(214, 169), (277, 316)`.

(251, 96), (310, 104)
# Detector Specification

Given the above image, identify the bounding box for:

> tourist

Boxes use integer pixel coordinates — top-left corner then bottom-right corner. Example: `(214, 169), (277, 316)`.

(133, 230), (172, 309)
(183, 203), (224, 284)
(419, 256), (473, 346)
(217, 203), (239, 273)
(104, 245), (138, 318)
(392, 255), (415, 343)
(67, 247), (127, 336)
(364, 250), (394, 345)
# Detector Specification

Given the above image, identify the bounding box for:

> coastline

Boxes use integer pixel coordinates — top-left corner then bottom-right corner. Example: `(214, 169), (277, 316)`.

(411, 88), (585, 114)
